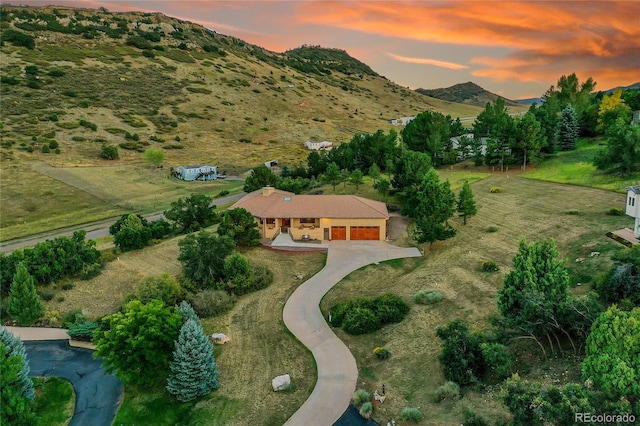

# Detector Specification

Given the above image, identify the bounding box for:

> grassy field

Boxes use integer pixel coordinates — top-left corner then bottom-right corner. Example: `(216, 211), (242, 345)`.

(32, 377), (75, 426)
(43, 234), (326, 425)
(320, 174), (630, 425)
(521, 138), (640, 192)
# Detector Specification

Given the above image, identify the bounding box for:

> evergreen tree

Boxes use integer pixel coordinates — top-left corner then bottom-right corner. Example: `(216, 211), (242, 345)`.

(0, 343), (35, 426)
(349, 169), (364, 189)
(456, 181), (477, 225)
(0, 327), (35, 401)
(167, 319), (220, 402)
(512, 112), (543, 170)
(556, 104), (579, 151)
(323, 162), (341, 191)
(410, 168), (456, 250)
(243, 165), (280, 192)
(216, 207), (261, 247)
(368, 163), (381, 184)
(178, 301), (199, 325)
(7, 263), (43, 326)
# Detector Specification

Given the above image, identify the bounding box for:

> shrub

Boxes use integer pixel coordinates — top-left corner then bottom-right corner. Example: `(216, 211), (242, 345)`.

(399, 407), (423, 421)
(329, 298), (374, 327)
(135, 274), (183, 306)
(54, 148), (61, 154)
(142, 49), (155, 58)
(489, 186), (502, 193)
(189, 289), (237, 318)
(565, 209), (581, 215)
(373, 347), (391, 360)
(359, 402), (372, 419)
(462, 408), (489, 426)
(351, 389), (370, 408)
(413, 289), (443, 305)
(373, 293), (410, 324)
(480, 342), (512, 380)
(79, 263), (102, 280)
(61, 309), (87, 328)
(485, 225), (499, 233)
(216, 190), (230, 198)
(41, 144), (50, 153)
(39, 290), (55, 301)
(67, 321), (99, 341)
(26, 146), (34, 153)
(61, 283), (74, 291)
(434, 381), (460, 402)
(606, 207), (624, 216)
(100, 144), (119, 160)
(342, 307), (380, 335)
(48, 140), (59, 149)
(482, 260), (499, 272)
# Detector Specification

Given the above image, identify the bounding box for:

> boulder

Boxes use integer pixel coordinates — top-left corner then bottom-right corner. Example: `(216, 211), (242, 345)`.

(211, 333), (230, 345)
(272, 374), (291, 391)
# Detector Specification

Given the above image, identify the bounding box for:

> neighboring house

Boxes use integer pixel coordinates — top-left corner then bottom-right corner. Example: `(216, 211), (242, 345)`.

(625, 185), (640, 237)
(449, 134), (488, 159)
(304, 140), (333, 150)
(174, 165), (218, 181)
(231, 187), (389, 241)
(632, 110), (640, 125)
(390, 116), (415, 126)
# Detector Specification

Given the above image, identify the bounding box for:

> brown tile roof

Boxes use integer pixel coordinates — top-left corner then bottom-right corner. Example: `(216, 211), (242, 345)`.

(231, 188), (389, 219)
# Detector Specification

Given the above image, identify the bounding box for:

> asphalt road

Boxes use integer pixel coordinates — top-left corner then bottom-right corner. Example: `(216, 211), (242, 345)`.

(0, 192), (246, 253)
(24, 341), (123, 426)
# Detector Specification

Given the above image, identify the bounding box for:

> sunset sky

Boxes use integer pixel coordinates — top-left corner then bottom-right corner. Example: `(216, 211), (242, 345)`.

(14, 1), (640, 99)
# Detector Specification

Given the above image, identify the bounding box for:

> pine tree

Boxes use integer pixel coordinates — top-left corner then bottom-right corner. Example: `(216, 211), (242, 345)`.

(456, 181), (477, 225)
(167, 319), (220, 402)
(411, 168), (456, 250)
(556, 104), (579, 151)
(7, 263), (43, 326)
(178, 300), (199, 325)
(0, 327), (35, 401)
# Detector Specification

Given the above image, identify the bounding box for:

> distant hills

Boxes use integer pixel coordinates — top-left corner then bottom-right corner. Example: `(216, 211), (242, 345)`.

(415, 82), (521, 108)
(515, 82), (640, 107)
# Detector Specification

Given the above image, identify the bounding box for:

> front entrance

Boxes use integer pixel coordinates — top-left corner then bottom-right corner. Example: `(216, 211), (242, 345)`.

(324, 228), (330, 240)
(331, 226), (347, 240)
(281, 218), (291, 231)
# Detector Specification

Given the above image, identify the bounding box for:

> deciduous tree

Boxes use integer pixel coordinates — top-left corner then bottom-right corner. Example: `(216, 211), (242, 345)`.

(349, 169), (364, 189)
(7, 263), (43, 326)
(178, 231), (236, 290)
(94, 300), (182, 386)
(594, 117), (640, 175)
(243, 165), (280, 192)
(582, 306), (640, 401)
(143, 148), (165, 167)
(216, 208), (260, 247)
(368, 163), (381, 184)
(456, 180), (477, 225)
(512, 112), (543, 170)
(323, 162), (341, 191)
(410, 169), (456, 249)
(166, 319), (219, 402)
(164, 193), (217, 233)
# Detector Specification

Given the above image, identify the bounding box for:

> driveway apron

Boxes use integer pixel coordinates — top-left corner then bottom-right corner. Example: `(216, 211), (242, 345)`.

(283, 241), (421, 425)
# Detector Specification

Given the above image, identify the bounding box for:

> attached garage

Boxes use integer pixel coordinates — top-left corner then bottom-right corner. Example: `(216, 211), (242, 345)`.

(331, 226), (347, 240)
(350, 226), (380, 240)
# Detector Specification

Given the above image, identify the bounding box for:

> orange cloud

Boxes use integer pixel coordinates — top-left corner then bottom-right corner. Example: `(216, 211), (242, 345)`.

(296, 1), (640, 85)
(386, 52), (467, 70)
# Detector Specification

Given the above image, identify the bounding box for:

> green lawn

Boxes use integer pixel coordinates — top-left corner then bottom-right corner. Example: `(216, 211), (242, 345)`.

(32, 377), (75, 426)
(522, 138), (640, 192)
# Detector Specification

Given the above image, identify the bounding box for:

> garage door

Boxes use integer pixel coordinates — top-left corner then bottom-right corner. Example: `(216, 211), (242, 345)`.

(350, 226), (380, 240)
(331, 226), (346, 240)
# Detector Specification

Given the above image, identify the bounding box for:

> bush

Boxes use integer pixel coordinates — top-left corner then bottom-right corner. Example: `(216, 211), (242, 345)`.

(329, 298), (375, 327)
(61, 309), (87, 328)
(54, 148), (61, 154)
(351, 389), (370, 408)
(135, 274), (183, 306)
(606, 207), (624, 216)
(413, 289), (443, 305)
(480, 342), (512, 380)
(373, 347), (391, 360)
(48, 140), (59, 149)
(342, 307), (380, 335)
(189, 289), (236, 318)
(216, 190), (230, 198)
(462, 408), (489, 426)
(41, 144), (50, 153)
(485, 225), (499, 233)
(565, 209), (581, 215)
(373, 293), (410, 324)
(489, 186), (502, 193)
(79, 263), (102, 280)
(67, 321), (99, 341)
(61, 283), (74, 291)
(100, 144), (119, 160)
(39, 290), (55, 301)
(434, 381), (460, 402)
(359, 402), (372, 419)
(399, 407), (423, 421)
(482, 260), (499, 272)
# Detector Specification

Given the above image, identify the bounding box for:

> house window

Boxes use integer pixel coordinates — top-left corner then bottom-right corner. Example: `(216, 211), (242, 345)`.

(300, 218), (316, 224)
(266, 218), (275, 225)
(630, 197), (635, 207)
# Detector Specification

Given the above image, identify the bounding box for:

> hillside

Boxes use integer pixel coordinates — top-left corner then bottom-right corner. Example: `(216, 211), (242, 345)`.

(0, 5), (494, 172)
(415, 81), (521, 108)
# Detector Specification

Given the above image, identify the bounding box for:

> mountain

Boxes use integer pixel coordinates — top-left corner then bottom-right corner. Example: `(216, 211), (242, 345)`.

(415, 82), (521, 108)
(0, 5), (493, 173)
(514, 82), (640, 106)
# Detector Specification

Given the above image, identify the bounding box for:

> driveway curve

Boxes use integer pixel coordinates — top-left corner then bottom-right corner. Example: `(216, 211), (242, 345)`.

(283, 241), (422, 425)
(23, 340), (123, 426)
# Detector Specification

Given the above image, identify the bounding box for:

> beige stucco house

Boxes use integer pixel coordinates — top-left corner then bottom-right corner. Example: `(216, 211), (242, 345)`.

(231, 187), (389, 241)
(626, 185), (640, 237)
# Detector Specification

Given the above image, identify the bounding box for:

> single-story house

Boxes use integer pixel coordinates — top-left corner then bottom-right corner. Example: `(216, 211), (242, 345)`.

(231, 187), (389, 241)
(304, 140), (333, 151)
(175, 165), (218, 181)
(390, 116), (415, 126)
(450, 134), (489, 159)
(625, 185), (640, 237)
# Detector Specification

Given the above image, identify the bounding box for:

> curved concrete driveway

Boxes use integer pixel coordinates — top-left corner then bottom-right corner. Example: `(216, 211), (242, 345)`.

(283, 241), (421, 425)
(24, 341), (123, 426)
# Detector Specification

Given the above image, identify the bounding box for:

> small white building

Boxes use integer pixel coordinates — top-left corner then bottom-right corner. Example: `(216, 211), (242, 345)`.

(304, 140), (333, 150)
(625, 185), (640, 237)
(390, 116), (415, 126)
